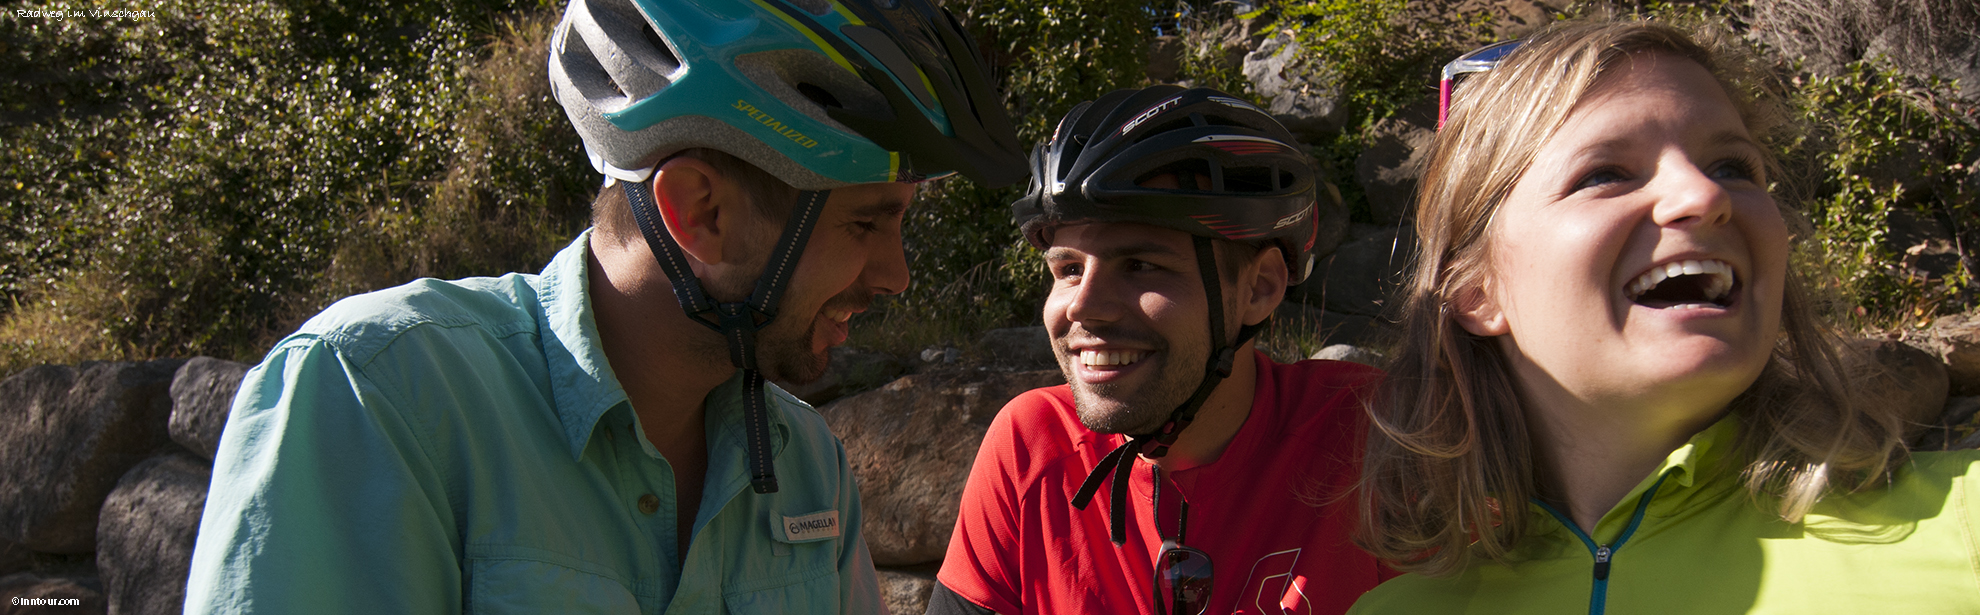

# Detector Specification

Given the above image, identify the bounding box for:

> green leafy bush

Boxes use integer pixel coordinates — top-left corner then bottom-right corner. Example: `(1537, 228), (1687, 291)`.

(0, 0), (590, 377)
(1782, 62), (1978, 329)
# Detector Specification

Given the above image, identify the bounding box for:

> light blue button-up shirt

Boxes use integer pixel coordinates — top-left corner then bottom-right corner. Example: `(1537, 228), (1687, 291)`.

(186, 230), (884, 614)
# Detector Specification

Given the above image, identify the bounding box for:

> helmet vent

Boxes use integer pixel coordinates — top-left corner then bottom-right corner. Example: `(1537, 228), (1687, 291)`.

(640, 22), (679, 72)
(1134, 159), (1214, 190)
(1132, 118), (1196, 143)
(1223, 166), (1279, 193)
(557, 27), (629, 105)
(797, 83), (843, 108)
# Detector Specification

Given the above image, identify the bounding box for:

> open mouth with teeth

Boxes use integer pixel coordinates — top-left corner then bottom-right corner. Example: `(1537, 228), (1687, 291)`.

(1626, 259), (1738, 309)
(1080, 349), (1148, 367)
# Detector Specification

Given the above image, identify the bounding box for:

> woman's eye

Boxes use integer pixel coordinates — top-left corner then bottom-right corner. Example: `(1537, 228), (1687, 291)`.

(1710, 157), (1761, 182)
(1573, 167), (1628, 191)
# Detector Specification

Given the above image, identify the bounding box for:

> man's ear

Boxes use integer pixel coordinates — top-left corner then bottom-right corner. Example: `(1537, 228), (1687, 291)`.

(649, 156), (749, 266)
(1450, 282), (1509, 337)
(1238, 245), (1290, 327)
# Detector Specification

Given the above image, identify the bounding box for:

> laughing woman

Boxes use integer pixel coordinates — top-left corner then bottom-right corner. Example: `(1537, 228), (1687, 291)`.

(1348, 20), (1980, 614)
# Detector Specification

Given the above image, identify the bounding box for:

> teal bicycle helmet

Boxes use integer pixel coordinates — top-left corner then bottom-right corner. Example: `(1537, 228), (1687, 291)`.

(549, 0), (1027, 495)
(549, 0), (1025, 188)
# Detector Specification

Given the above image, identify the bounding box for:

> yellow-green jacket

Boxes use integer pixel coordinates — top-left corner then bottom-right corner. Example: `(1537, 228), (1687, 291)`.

(1350, 417), (1980, 615)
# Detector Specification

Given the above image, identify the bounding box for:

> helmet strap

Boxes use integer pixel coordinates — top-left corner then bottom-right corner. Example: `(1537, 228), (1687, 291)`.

(1071, 235), (1264, 544)
(623, 179), (830, 494)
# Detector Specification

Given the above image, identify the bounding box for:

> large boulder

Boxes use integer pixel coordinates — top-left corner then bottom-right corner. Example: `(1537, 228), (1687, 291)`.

(0, 360), (184, 554)
(1855, 338), (1949, 442)
(1905, 312), (1980, 396)
(1354, 104), (1437, 226)
(0, 539), (27, 578)
(1289, 225), (1416, 318)
(877, 565), (939, 615)
(1242, 33), (1349, 140)
(1748, 0), (1980, 101)
(97, 452), (209, 615)
(0, 572), (105, 614)
(168, 357), (251, 460)
(819, 369), (1065, 566)
(773, 346), (910, 407)
(976, 326), (1056, 371)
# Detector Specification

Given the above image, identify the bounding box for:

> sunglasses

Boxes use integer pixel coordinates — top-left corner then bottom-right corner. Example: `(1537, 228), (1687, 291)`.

(1151, 467), (1213, 615)
(1437, 39), (1524, 129)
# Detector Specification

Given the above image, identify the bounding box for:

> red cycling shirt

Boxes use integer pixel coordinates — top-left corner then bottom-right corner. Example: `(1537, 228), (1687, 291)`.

(935, 350), (1396, 615)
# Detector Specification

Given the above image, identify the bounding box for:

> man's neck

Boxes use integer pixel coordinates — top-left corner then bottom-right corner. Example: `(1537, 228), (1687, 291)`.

(587, 231), (735, 421)
(1148, 346), (1260, 473)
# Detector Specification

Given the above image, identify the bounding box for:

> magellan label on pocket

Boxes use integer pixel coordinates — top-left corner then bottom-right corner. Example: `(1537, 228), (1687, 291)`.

(779, 510), (840, 543)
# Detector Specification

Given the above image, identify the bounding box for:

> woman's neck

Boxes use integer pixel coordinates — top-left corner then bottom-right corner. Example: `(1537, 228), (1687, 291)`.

(1517, 378), (1727, 534)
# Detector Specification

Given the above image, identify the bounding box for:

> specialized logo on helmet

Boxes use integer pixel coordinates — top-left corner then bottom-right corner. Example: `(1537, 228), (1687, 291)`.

(1192, 134), (1289, 156)
(733, 99), (820, 149)
(1120, 96), (1183, 135)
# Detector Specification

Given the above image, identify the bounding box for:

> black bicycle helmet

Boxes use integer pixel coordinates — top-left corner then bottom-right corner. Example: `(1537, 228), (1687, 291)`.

(1019, 86), (1339, 546)
(1013, 85), (1335, 284)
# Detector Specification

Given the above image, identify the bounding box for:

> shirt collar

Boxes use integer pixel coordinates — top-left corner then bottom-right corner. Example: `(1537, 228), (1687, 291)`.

(1582, 413), (1743, 542)
(535, 230), (631, 460)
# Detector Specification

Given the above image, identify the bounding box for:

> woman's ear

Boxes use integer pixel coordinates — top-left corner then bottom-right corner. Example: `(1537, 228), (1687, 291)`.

(649, 156), (747, 265)
(1451, 282), (1509, 337)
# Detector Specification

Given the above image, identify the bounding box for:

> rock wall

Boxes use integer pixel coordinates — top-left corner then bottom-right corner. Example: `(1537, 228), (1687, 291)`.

(5, 316), (1979, 614)
(2, 358), (238, 615)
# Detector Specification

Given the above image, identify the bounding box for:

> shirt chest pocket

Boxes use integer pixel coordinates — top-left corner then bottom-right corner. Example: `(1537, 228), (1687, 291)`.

(721, 509), (843, 614)
(467, 555), (644, 614)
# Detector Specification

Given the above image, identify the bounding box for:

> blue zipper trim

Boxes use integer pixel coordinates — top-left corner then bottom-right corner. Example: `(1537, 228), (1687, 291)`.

(1531, 472), (1671, 615)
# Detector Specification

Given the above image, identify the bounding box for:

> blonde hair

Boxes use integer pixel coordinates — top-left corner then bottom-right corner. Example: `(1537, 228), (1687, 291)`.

(1355, 18), (1910, 577)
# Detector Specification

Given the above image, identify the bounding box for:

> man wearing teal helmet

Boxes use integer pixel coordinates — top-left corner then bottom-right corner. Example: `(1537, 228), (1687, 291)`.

(184, 0), (1023, 612)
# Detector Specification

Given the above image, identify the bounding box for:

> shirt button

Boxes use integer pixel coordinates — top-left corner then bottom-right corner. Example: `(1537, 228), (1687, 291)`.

(638, 494), (660, 515)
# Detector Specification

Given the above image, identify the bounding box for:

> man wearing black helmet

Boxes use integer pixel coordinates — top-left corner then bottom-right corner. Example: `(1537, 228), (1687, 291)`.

(928, 86), (1393, 615)
(184, 0), (1024, 613)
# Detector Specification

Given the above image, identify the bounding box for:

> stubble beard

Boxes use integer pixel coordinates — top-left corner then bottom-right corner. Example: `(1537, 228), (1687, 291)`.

(694, 266), (868, 387)
(751, 287), (874, 386)
(1057, 325), (1208, 436)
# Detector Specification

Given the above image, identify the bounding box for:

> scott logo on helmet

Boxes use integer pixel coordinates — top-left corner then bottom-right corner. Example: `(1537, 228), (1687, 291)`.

(732, 99), (820, 149)
(1119, 96), (1182, 136)
(1272, 207), (1309, 230)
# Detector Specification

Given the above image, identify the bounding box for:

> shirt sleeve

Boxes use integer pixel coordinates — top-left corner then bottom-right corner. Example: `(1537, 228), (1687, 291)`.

(184, 338), (461, 614)
(835, 435), (889, 614)
(933, 405), (1028, 615)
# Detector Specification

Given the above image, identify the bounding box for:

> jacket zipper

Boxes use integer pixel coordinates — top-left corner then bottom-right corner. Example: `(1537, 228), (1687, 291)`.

(1533, 473), (1670, 615)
